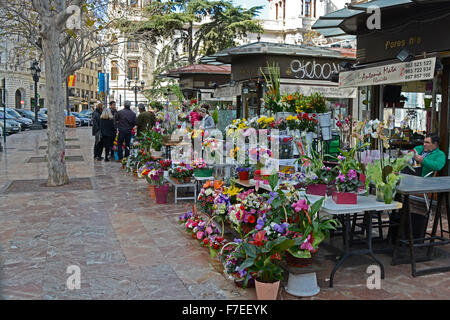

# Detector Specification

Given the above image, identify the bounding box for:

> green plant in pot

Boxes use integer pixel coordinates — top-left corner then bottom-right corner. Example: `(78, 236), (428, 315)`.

(365, 153), (414, 204)
(238, 232), (299, 300)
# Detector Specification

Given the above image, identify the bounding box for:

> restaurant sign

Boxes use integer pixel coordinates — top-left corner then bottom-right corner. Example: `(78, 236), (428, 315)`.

(339, 57), (436, 88)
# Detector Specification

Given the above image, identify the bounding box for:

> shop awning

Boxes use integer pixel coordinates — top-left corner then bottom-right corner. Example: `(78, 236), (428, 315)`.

(311, 0), (438, 39)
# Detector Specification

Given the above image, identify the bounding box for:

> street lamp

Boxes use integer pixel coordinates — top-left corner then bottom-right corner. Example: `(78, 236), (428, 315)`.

(128, 79), (145, 110)
(30, 60), (42, 130)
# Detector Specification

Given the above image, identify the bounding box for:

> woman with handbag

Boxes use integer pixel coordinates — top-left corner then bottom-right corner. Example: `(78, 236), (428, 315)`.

(100, 108), (116, 162)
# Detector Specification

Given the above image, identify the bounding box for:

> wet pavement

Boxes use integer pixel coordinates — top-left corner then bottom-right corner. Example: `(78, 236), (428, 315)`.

(0, 127), (449, 300)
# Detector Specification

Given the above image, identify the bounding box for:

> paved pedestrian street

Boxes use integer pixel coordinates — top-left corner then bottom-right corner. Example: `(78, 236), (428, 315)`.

(0, 128), (449, 300)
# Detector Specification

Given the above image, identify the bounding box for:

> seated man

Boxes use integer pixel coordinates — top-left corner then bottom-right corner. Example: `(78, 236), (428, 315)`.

(413, 133), (446, 177)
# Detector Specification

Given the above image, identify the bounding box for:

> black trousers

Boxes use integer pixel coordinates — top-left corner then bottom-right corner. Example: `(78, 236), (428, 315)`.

(117, 131), (132, 160)
(102, 135), (114, 159)
(94, 134), (103, 159)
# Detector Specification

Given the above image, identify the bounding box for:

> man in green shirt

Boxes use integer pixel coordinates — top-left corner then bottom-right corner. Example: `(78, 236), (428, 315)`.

(413, 134), (446, 177)
(136, 104), (156, 137)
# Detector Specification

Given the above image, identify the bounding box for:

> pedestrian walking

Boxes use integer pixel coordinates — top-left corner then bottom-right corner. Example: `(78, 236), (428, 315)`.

(108, 100), (118, 160)
(92, 103), (104, 161)
(100, 108), (116, 162)
(116, 100), (137, 161)
(136, 103), (156, 137)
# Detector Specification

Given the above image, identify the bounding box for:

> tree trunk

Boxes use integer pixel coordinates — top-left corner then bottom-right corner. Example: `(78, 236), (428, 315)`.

(42, 23), (69, 186)
(188, 22), (194, 64)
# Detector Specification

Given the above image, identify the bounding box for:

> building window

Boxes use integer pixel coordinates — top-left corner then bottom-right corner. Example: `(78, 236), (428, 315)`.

(127, 40), (139, 51)
(127, 60), (139, 80)
(275, 3), (278, 20)
(129, 0), (139, 8)
(111, 61), (118, 80)
(304, 0), (316, 18)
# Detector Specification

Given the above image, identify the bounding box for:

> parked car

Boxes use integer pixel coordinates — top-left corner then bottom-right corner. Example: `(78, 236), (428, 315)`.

(80, 109), (93, 119)
(0, 118), (21, 135)
(13, 108), (47, 128)
(72, 112), (91, 126)
(3, 108), (32, 130)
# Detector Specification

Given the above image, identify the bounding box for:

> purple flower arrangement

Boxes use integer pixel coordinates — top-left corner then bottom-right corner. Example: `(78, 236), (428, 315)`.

(335, 169), (360, 192)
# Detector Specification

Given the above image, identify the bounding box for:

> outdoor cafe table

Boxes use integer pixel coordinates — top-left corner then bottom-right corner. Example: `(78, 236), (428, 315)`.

(305, 194), (402, 288)
(392, 174), (450, 277)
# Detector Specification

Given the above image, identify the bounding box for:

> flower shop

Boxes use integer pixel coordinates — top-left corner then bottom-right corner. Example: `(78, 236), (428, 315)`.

(117, 9), (450, 297)
(118, 71), (426, 299)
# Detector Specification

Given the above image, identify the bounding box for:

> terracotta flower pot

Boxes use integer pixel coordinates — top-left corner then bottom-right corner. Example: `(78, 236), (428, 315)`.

(122, 164), (126, 170)
(255, 280), (280, 300)
(154, 184), (169, 204)
(148, 184), (156, 200)
(183, 177), (191, 183)
(171, 177), (182, 184)
(238, 171), (250, 181)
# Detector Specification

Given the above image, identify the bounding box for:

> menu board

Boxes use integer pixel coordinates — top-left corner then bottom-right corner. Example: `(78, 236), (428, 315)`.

(339, 57), (436, 88)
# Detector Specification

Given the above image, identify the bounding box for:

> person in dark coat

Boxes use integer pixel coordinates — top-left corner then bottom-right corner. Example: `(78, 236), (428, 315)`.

(116, 100), (137, 160)
(92, 103), (104, 160)
(100, 108), (116, 162)
(136, 104), (155, 137)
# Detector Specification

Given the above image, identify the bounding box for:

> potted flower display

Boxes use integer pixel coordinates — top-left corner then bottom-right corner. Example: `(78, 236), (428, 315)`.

(159, 159), (172, 177)
(365, 153), (413, 204)
(197, 180), (224, 216)
(169, 166), (194, 184)
(238, 231), (298, 300)
(192, 159), (213, 177)
(299, 148), (337, 196)
(236, 165), (251, 181)
(146, 168), (169, 204)
(219, 241), (256, 288)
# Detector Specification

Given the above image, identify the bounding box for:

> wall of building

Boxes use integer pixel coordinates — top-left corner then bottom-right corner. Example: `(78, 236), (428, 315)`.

(0, 37), (47, 110)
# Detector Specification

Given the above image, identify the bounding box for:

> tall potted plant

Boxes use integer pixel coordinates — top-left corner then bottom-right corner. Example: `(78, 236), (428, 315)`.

(261, 62), (283, 116)
(365, 153), (413, 204)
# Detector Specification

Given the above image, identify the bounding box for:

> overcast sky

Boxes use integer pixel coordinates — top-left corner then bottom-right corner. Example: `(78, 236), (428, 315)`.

(231, 0), (270, 19)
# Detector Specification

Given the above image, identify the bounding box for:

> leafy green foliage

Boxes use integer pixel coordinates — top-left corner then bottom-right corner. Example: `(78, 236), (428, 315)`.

(365, 153), (414, 188)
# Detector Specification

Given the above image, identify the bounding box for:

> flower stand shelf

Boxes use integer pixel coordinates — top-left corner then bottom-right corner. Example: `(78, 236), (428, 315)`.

(164, 176), (197, 204)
